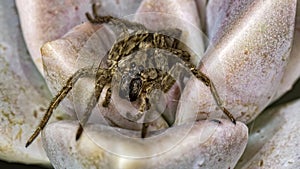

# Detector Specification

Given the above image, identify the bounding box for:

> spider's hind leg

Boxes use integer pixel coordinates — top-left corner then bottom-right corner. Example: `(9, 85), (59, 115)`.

(86, 3), (146, 32)
(86, 4), (113, 24)
(190, 68), (236, 124)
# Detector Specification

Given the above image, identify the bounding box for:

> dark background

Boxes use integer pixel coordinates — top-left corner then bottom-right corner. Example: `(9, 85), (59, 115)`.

(0, 78), (299, 169)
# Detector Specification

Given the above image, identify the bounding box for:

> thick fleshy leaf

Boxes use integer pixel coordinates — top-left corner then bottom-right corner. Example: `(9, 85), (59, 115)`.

(40, 0), (144, 125)
(0, 0), (68, 165)
(16, 0), (143, 75)
(206, 0), (300, 102)
(16, 0), (94, 75)
(42, 120), (248, 169)
(41, 22), (105, 118)
(176, 0), (296, 125)
(8, 0), (299, 168)
(273, 2), (300, 101)
(195, 0), (207, 32)
(236, 99), (300, 169)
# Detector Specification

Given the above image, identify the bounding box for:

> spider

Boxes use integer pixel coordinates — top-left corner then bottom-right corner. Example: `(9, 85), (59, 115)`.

(25, 4), (236, 148)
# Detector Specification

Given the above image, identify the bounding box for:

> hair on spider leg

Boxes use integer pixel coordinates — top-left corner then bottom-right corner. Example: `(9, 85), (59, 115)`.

(25, 67), (99, 147)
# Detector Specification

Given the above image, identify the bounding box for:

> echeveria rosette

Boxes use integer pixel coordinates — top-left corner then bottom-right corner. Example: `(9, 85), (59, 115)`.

(0, 0), (299, 168)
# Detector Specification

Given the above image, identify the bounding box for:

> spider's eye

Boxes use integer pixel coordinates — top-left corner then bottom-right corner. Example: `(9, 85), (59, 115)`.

(121, 75), (128, 82)
(130, 62), (136, 69)
(129, 69), (135, 75)
(138, 65), (144, 71)
(129, 78), (142, 102)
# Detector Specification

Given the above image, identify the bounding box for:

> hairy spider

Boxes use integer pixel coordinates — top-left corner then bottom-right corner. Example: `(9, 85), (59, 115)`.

(25, 4), (236, 148)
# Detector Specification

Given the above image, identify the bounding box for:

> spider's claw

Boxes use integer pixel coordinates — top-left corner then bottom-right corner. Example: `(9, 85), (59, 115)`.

(232, 118), (237, 125)
(141, 123), (149, 138)
(222, 107), (236, 125)
(25, 127), (41, 148)
(75, 125), (83, 141)
(85, 12), (94, 22)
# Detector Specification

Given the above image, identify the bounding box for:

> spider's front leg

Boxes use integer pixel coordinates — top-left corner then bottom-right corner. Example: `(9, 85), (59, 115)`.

(26, 67), (98, 147)
(75, 68), (112, 140)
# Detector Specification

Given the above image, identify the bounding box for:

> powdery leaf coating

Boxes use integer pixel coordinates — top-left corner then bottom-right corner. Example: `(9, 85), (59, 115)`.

(16, 0), (143, 76)
(194, 0), (207, 32)
(273, 1), (300, 101)
(0, 0), (68, 165)
(206, 0), (300, 103)
(236, 99), (300, 169)
(8, 0), (298, 167)
(16, 0), (96, 75)
(42, 119), (248, 169)
(175, 0), (296, 125)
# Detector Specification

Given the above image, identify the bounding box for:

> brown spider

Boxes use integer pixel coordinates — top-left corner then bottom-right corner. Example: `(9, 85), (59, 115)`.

(25, 4), (236, 148)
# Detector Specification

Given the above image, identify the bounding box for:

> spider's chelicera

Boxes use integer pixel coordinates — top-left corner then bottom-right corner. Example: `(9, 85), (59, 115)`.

(25, 4), (236, 148)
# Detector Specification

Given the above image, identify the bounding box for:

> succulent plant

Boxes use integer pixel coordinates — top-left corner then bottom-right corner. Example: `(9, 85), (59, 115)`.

(0, 0), (299, 168)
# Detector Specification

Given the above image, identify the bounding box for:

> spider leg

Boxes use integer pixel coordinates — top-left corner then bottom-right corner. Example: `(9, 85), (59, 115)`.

(139, 70), (177, 138)
(102, 86), (112, 107)
(161, 64), (184, 93)
(85, 4), (113, 24)
(190, 68), (236, 124)
(86, 3), (128, 36)
(162, 47), (236, 124)
(25, 67), (97, 147)
(86, 4), (146, 31)
(159, 64), (186, 126)
(139, 92), (150, 138)
(75, 68), (112, 140)
(158, 28), (183, 49)
(141, 120), (150, 138)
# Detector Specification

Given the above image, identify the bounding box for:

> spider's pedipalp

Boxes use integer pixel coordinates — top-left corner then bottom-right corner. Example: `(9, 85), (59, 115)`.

(26, 67), (97, 147)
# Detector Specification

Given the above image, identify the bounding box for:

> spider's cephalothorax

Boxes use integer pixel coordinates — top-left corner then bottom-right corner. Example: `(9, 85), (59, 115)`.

(25, 4), (236, 148)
